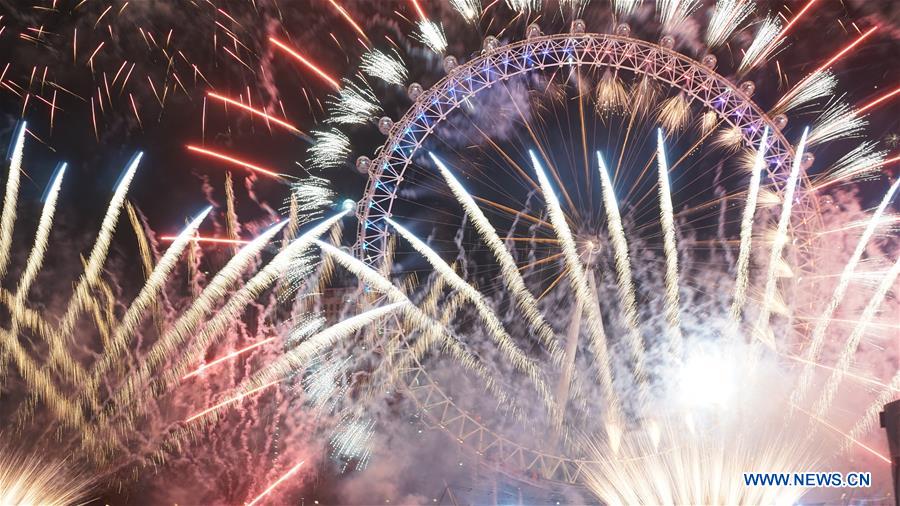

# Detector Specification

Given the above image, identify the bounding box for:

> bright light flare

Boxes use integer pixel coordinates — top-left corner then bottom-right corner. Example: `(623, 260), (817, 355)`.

(246, 459), (306, 506)
(679, 349), (736, 408)
(269, 37), (341, 91)
(186, 145), (283, 179)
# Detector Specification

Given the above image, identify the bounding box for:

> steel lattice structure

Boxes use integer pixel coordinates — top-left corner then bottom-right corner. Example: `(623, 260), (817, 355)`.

(355, 32), (806, 265)
(355, 32), (814, 488)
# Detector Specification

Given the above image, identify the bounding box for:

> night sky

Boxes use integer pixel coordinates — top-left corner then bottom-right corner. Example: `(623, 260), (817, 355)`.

(0, 0), (898, 503)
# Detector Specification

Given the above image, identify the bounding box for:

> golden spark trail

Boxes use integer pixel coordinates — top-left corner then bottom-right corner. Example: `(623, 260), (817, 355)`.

(729, 127), (769, 325)
(85, 207), (213, 398)
(49, 153), (142, 385)
(0, 122), (25, 278)
(315, 240), (517, 415)
(813, 252), (900, 417)
(753, 127), (808, 350)
(387, 217), (559, 420)
(108, 220), (289, 425)
(597, 151), (647, 373)
(15, 164), (65, 302)
(429, 152), (563, 365)
(2, 165), (65, 387)
(795, 178), (899, 400)
(530, 150), (623, 441)
(164, 213), (347, 387)
(655, 130), (684, 358)
(250, 302), (405, 388)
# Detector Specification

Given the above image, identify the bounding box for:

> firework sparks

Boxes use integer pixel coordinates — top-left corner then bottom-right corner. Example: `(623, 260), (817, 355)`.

(809, 99), (866, 146)
(308, 128), (351, 170)
(206, 92), (303, 134)
(416, 20), (448, 54)
(386, 217), (559, 419)
(814, 251), (900, 417)
(730, 127), (769, 324)
(752, 128), (808, 349)
(429, 152), (562, 364)
(657, 0), (700, 33)
(326, 79), (382, 126)
(705, 0), (755, 48)
(359, 49), (408, 87)
(773, 70), (837, 114)
(529, 149), (622, 439)
(0, 122), (26, 278)
(597, 151), (648, 370)
(450, 0), (483, 23)
(655, 130), (684, 358)
(795, 179), (899, 400)
(269, 37), (341, 92)
(246, 460), (306, 506)
(186, 145), (283, 179)
(738, 17), (783, 74)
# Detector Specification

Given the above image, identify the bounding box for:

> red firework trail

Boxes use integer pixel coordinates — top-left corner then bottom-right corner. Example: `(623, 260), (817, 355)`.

(246, 460), (306, 506)
(812, 26), (878, 75)
(160, 235), (252, 245)
(183, 338), (277, 379)
(206, 91), (304, 134)
(269, 37), (341, 91)
(777, 0), (820, 42)
(325, 0), (370, 44)
(857, 85), (900, 114)
(185, 380), (280, 422)
(409, 0), (427, 20)
(186, 145), (282, 179)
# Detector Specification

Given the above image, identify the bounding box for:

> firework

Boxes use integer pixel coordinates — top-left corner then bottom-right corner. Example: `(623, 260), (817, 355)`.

(3, 0), (899, 503)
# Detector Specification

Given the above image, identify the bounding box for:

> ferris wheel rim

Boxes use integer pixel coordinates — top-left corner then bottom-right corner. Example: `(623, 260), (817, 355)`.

(354, 31), (805, 266)
(353, 30), (814, 487)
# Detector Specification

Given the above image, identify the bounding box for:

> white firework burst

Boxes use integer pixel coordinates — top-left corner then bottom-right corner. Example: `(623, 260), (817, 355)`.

(809, 98), (866, 146)
(815, 141), (888, 189)
(360, 49), (408, 87)
(506, 0), (542, 14)
(773, 70), (837, 113)
(738, 16), (783, 74)
(705, 0), (756, 48)
(450, 0), (482, 23)
(416, 20), (448, 54)
(308, 128), (352, 170)
(657, 0), (701, 32)
(326, 79), (382, 126)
